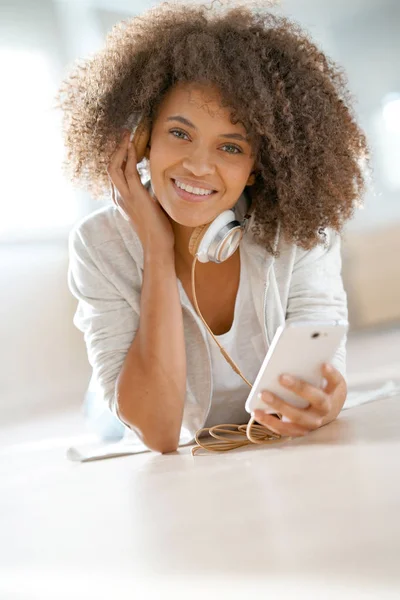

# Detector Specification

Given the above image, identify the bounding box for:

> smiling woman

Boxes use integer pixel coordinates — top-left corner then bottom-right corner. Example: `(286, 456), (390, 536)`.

(147, 82), (256, 234)
(58, 1), (369, 454)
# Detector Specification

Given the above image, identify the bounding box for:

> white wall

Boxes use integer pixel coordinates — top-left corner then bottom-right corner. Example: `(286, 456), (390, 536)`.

(0, 243), (91, 422)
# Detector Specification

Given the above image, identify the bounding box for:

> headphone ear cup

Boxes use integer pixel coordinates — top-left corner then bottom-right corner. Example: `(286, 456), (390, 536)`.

(188, 224), (209, 257)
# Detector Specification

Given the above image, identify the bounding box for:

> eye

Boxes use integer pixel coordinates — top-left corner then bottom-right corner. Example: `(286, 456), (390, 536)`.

(170, 128), (189, 140)
(222, 144), (242, 155)
(169, 129), (243, 154)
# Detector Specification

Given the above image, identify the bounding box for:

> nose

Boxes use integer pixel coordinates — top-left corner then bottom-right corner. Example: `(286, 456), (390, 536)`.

(181, 145), (216, 177)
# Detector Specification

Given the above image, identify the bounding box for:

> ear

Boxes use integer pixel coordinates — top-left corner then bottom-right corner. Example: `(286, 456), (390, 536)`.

(246, 172), (256, 186)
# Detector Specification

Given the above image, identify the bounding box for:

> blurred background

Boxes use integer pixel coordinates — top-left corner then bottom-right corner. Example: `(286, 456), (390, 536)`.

(1, 0), (399, 431)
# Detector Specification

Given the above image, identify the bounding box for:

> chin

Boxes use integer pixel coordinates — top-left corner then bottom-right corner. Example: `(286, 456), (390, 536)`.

(167, 209), (213, 229)
(157, 198), (214, 229)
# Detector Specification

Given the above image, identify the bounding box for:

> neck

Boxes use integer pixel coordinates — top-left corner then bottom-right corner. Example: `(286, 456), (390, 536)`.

(170, 217), (240, 279)
(170, 219), (198, 271)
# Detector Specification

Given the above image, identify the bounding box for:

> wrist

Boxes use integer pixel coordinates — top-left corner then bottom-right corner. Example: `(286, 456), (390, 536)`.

(144, 249), (176, 269)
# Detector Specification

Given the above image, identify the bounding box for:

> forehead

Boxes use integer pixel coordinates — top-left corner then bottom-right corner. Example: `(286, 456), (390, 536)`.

(156, 81), (237, 125)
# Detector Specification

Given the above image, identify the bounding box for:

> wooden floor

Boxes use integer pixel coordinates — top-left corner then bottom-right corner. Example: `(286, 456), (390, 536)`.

(1, 325), (400, 600)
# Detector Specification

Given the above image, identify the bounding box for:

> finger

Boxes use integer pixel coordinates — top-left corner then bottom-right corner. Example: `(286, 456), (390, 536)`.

(124, 136), (141, 181)
(108, 130), (130, 172)
(254, 411), (310, 437)
(259, 391), (324, 429)
(107, 131), (131, 197)
(322, 363), (344, 394)
(108, 176), (129, 214)
(279, 374), (329, 414)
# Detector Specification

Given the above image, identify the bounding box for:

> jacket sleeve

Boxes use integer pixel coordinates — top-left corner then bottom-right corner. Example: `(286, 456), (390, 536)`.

(285, 229), (348, 379)
(67, 226), (140, 418)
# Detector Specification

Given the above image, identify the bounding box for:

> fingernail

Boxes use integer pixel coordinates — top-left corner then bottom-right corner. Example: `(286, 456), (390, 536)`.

(324, 363), (333, 373)
(281, 415), (292, 423)
(281, 374), (295, 386)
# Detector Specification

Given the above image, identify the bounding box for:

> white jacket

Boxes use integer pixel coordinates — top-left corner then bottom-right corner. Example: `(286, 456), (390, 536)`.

(68, 206), (348, 446)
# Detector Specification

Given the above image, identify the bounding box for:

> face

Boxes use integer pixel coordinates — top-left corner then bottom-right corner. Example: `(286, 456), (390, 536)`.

(147, 82), (255, 228)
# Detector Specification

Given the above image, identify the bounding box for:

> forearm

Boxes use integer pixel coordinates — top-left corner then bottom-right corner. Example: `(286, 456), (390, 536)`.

(115, 252), (186, 453)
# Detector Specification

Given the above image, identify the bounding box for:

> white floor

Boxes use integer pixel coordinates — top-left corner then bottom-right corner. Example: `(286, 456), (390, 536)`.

(1, 325), (400, 600)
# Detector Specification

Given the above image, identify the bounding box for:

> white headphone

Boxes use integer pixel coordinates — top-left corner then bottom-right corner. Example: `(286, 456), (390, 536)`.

(144, 179), (253, 264)
(187, 190), (253, 263)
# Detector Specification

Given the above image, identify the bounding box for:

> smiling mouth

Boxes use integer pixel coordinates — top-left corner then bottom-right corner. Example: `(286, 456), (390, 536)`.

(171, 178), (218, 201)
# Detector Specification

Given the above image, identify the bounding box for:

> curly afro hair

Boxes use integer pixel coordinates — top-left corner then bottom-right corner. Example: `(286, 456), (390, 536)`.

(56, 0), (370, 253)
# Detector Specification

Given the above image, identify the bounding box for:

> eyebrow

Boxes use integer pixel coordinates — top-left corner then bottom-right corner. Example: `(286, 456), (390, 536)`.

(166, 115), (250, 143)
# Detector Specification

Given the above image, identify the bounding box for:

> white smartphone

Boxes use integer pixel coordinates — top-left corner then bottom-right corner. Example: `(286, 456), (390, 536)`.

(245, 320), (348, 415)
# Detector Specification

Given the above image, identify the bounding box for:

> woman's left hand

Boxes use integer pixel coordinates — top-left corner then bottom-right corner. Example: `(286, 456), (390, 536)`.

(254, 363), (347, 438)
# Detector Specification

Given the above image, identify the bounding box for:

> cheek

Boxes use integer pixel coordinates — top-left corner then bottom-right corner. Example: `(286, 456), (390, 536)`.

(222, 169), (251, 196)
(150, 135), (180, 163)
(218, 155), (253, 184)
(148, 145), (169, 171)
(149, 153), (182, 190)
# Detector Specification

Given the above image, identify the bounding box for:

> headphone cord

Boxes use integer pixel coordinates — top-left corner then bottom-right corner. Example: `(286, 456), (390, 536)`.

(190, 256), (291, 456)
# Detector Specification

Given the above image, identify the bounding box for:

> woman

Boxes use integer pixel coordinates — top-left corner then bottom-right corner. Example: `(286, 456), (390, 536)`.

(58, 2), (369, 453)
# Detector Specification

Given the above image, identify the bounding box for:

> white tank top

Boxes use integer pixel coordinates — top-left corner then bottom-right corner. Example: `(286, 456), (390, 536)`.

(203, 250), (267, 429)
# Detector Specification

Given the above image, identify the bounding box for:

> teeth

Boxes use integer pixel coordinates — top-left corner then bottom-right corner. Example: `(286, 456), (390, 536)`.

(175, 180), (213, 196)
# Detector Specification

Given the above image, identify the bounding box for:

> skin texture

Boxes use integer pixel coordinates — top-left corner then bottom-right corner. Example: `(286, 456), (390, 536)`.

(107, 130), (175, 255)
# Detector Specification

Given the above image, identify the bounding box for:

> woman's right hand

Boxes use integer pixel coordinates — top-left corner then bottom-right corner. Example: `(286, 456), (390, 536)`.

(107, 130), (175, 257)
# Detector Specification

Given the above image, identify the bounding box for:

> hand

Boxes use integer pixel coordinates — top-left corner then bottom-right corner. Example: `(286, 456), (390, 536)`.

(254, 363), (347, 438)
(107, 130), (175, 256)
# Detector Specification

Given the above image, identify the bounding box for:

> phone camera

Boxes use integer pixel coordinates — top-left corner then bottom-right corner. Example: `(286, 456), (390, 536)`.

(311, 332), (320, 339)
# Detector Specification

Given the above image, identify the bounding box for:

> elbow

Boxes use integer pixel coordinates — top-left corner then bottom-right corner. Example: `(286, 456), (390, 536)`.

(139, 432), (179, 454)
(142, 423), (180, 453)
(151, 440), (179, 454)
(116, 400), (180, 454)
